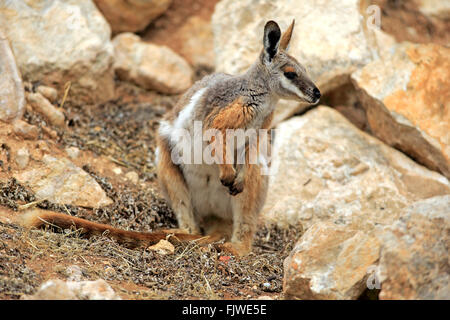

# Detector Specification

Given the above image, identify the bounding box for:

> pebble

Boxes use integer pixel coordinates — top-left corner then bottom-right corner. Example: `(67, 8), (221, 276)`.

(36, 85), (58, 103)
(65, 265), (83, 281)
(147, 239), (175, 255)
(125, 171), (139, 184)
(65, 146), (80, 159)
(26, 92), (65, 128)
(15, 147), (29, 169)
(12, 119), (39, 140)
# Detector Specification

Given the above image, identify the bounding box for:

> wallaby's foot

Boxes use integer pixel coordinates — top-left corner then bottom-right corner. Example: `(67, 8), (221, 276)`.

(216, 241), (251, 257)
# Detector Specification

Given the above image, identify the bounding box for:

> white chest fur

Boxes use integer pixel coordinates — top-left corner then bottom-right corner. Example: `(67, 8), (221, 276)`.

(181, 163), (233, 220)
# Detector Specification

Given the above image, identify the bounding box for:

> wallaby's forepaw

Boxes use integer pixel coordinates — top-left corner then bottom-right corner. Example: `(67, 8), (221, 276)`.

(220, 175), (244, 196)
(219, 167), (244, 196)
(219, 171), (235, 187)
(228, 179), (244, 196)
(220, 167), (244, 196)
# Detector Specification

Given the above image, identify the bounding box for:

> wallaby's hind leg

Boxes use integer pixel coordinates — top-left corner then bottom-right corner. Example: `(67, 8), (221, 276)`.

(224, 164), (269, 256)
(156, 137), (200, 235)
(201, 216), (233, 242)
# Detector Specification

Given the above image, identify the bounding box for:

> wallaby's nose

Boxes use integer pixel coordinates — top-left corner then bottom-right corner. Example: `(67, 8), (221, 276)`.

(313, 87), (321, 100)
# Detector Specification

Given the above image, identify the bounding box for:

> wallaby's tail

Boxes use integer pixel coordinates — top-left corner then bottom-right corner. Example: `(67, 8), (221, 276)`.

(19, 209), (206, 248)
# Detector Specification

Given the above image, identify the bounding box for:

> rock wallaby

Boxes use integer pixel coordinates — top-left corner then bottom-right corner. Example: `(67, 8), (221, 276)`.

(156, 19), (320, 255)
(20, 20), (320, 256)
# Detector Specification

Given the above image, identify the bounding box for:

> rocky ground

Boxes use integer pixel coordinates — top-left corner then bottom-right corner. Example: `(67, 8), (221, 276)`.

(0, 0), (449, 300)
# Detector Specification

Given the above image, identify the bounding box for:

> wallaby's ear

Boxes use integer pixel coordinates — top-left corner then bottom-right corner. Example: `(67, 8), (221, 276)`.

(280, 19), (295, 51)
(263, 20), (281, 63)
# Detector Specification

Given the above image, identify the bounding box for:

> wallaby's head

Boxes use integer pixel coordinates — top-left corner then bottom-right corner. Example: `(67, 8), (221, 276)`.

(260, 20), (321, 104)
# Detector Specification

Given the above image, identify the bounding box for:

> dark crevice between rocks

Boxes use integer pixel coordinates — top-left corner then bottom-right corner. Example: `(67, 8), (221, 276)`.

(358, 287), (381, 300)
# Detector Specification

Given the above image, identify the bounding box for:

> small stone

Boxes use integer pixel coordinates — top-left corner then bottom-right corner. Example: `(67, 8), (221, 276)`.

(36, 140), (50, 153)
(148, 239), (175, 255)
(26, 92), (65, 128)
(15, 147), (29, 170)
(112, 167), (122, 175)
(41, 126), (58, 139)
(12, 119), (39, 140)
(65, 146), (80, 160)
(65, 265), (83, 282)
(36, 85), (58, 103)
(257, 295), (273, 300)
(125, 171), (139, 184)
(23, 279), (121, 300)
(104, 266), (116, 278)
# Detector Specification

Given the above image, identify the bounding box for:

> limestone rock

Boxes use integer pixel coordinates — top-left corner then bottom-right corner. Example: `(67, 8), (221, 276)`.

(14, 155), (113, 208)
(378, 195), (450, 300)
(0, 0), (115, 104)
(26, 92), (65, 128)
(125, 171), (139, 184)
(23, 279), (120, 300)
(416, 0), (450, 19)
(262, 106), (450, 231)
(0, 31), (25, 122)
(113, 33), (193, 94)
(212, 0), (378, 124)
(351, 42), (450, 178)
(283, 222), (380, 299)
(175, 16), (216, 69)
(94, 0), (172, 34)
(65, 147), (80, 160)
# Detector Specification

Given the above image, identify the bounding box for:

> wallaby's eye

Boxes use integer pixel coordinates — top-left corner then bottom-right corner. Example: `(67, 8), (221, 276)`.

(284, 72), (297, 80)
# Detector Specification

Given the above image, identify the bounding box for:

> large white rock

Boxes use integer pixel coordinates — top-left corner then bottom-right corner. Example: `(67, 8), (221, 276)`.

(262, 106), (450, 231)
(0, 0), (115, 104)
(283, 222), (380, 300)
(416, 0), (450, 19)
(378, 195), (450, 300)
(212, 0), (378, 124)
(0, 30), (25, 122)
(113, 33), (193, 94)
(283, 195), (450, 300)
(14, 155), (113, 208)
(352, 42), (450, 179)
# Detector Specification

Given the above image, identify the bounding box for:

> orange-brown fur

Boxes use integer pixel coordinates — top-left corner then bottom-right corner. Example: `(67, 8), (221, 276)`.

(19, 209), (205, 248)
